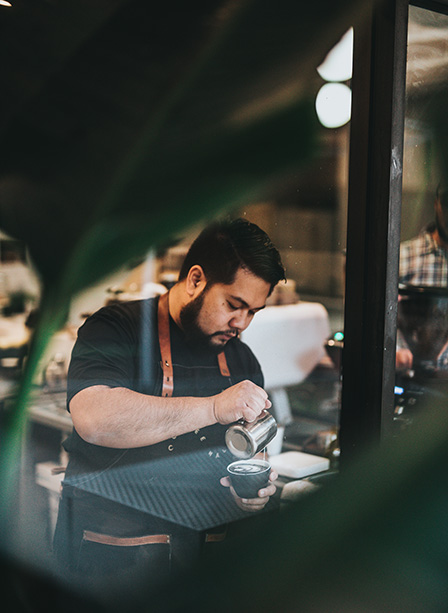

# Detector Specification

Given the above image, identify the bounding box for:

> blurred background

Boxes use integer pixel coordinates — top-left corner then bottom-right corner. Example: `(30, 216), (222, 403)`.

(0, 0), (448, 610)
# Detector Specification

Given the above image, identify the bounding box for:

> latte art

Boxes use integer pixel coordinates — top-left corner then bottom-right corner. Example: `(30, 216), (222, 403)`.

(229, 463), (265, 474)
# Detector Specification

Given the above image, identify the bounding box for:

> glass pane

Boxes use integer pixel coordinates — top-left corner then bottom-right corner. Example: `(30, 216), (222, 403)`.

(396, 4), (448, 429)
(233, 126), (347, 470)
(0, 14), (350, 608)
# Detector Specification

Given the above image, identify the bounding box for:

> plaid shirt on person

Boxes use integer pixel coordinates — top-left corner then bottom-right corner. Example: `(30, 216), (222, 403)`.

(399, 223), (448, 368)
(399, 223), (448, 287)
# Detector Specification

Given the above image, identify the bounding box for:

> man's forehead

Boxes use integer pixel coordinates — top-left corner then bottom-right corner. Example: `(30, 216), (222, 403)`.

(226, 293), (266, 311)
(220, 270), (270, 307)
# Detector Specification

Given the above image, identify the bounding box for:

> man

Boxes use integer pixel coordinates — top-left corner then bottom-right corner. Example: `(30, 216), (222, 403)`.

(397, 185), (448, 370)
(53, 217), (285, 598)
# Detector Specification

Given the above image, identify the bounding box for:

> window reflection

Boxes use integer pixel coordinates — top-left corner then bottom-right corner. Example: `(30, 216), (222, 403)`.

(396, 5), (448, 429)
(233, 125), (348, 469)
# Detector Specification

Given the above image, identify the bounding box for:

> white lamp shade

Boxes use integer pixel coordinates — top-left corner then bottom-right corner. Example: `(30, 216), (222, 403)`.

(317, 28), (354, 82)
(315, 82), (352, 129)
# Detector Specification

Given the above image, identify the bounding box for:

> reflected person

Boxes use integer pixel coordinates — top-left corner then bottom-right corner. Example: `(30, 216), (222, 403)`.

(397, 185), (448, 370)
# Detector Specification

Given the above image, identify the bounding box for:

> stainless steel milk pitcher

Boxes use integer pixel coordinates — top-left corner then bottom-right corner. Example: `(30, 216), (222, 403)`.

(225, 410), (277, 459)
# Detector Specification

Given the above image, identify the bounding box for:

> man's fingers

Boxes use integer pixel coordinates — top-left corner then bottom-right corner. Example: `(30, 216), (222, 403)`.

(241, 391), (271, 422)
(257, 483), (276, 498)
(214, 380), (272, 424)
(237, 497), (270, 512)
(242, 407), (259, 423)
(268, 470), (278, 482)
(220, 476), (230, 488)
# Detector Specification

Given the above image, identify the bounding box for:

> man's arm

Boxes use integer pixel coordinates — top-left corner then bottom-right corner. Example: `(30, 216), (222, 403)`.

(70, 379), (272, 449)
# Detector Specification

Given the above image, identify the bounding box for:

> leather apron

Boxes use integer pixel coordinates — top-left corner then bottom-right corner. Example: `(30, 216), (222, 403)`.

(157, 291), (231, 396)
(55, 292), (231, 577)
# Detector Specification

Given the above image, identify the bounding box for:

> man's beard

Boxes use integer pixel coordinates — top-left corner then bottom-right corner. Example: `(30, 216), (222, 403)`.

(179, 289), (237, 353)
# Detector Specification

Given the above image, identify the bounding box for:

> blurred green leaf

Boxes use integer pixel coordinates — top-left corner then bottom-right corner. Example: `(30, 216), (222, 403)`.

(9, 2), (448, 613)
(0, 0), (364, 559)
(0, 0), (364, 292)
(149, 394), (448, 613)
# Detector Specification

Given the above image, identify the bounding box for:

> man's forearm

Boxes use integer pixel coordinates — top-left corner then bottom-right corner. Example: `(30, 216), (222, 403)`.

(69, 379), (271, 449)
(70, 386), (217, 448)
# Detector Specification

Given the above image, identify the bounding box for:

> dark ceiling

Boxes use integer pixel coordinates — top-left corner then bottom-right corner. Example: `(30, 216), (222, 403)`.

(0, 0), (365, 292)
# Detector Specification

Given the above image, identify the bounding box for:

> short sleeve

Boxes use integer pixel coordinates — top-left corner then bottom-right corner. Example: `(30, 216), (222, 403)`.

(66, 302), (141, 408)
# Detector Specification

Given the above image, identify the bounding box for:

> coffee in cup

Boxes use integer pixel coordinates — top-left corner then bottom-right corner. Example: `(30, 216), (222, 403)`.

(227, 459), (271, 498)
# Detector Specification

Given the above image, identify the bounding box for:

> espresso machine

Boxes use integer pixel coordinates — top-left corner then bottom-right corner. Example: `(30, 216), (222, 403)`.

(395, 284), (448, 426)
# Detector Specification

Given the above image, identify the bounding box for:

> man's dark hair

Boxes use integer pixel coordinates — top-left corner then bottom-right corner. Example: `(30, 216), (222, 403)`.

(178, 218), (286, 295)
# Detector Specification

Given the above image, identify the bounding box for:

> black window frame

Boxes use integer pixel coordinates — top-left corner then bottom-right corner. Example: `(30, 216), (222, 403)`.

(339, 0), (448, 466)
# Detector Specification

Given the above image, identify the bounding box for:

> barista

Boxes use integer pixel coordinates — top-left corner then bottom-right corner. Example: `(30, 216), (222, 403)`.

(53, 218), (285, 596)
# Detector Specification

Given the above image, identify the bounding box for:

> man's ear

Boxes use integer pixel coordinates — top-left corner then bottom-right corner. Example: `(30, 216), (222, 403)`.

(185, 265), (206, 296)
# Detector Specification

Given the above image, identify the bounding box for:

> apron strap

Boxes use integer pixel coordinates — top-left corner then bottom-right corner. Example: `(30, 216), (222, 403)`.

(157, 292), (231, 397)
(82, 530), (171, 547)
(158, 292), (174, 397)
(217, 351), (231, 378)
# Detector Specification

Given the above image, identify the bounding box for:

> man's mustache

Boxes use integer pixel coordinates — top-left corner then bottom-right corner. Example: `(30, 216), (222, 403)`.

(211, 329), (239, 338)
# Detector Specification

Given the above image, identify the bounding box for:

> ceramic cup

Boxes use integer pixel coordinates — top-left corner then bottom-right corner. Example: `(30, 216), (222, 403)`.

(227, 458), (271, 498)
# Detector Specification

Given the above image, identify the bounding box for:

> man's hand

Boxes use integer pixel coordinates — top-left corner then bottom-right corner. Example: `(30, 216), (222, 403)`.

(220, 469), (278, 512)
(396, 348), (413, 370)
(212, 380), (271, 425)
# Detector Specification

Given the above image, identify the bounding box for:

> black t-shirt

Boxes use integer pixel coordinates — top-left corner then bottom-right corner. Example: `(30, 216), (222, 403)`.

(64, 297), (264, 477)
